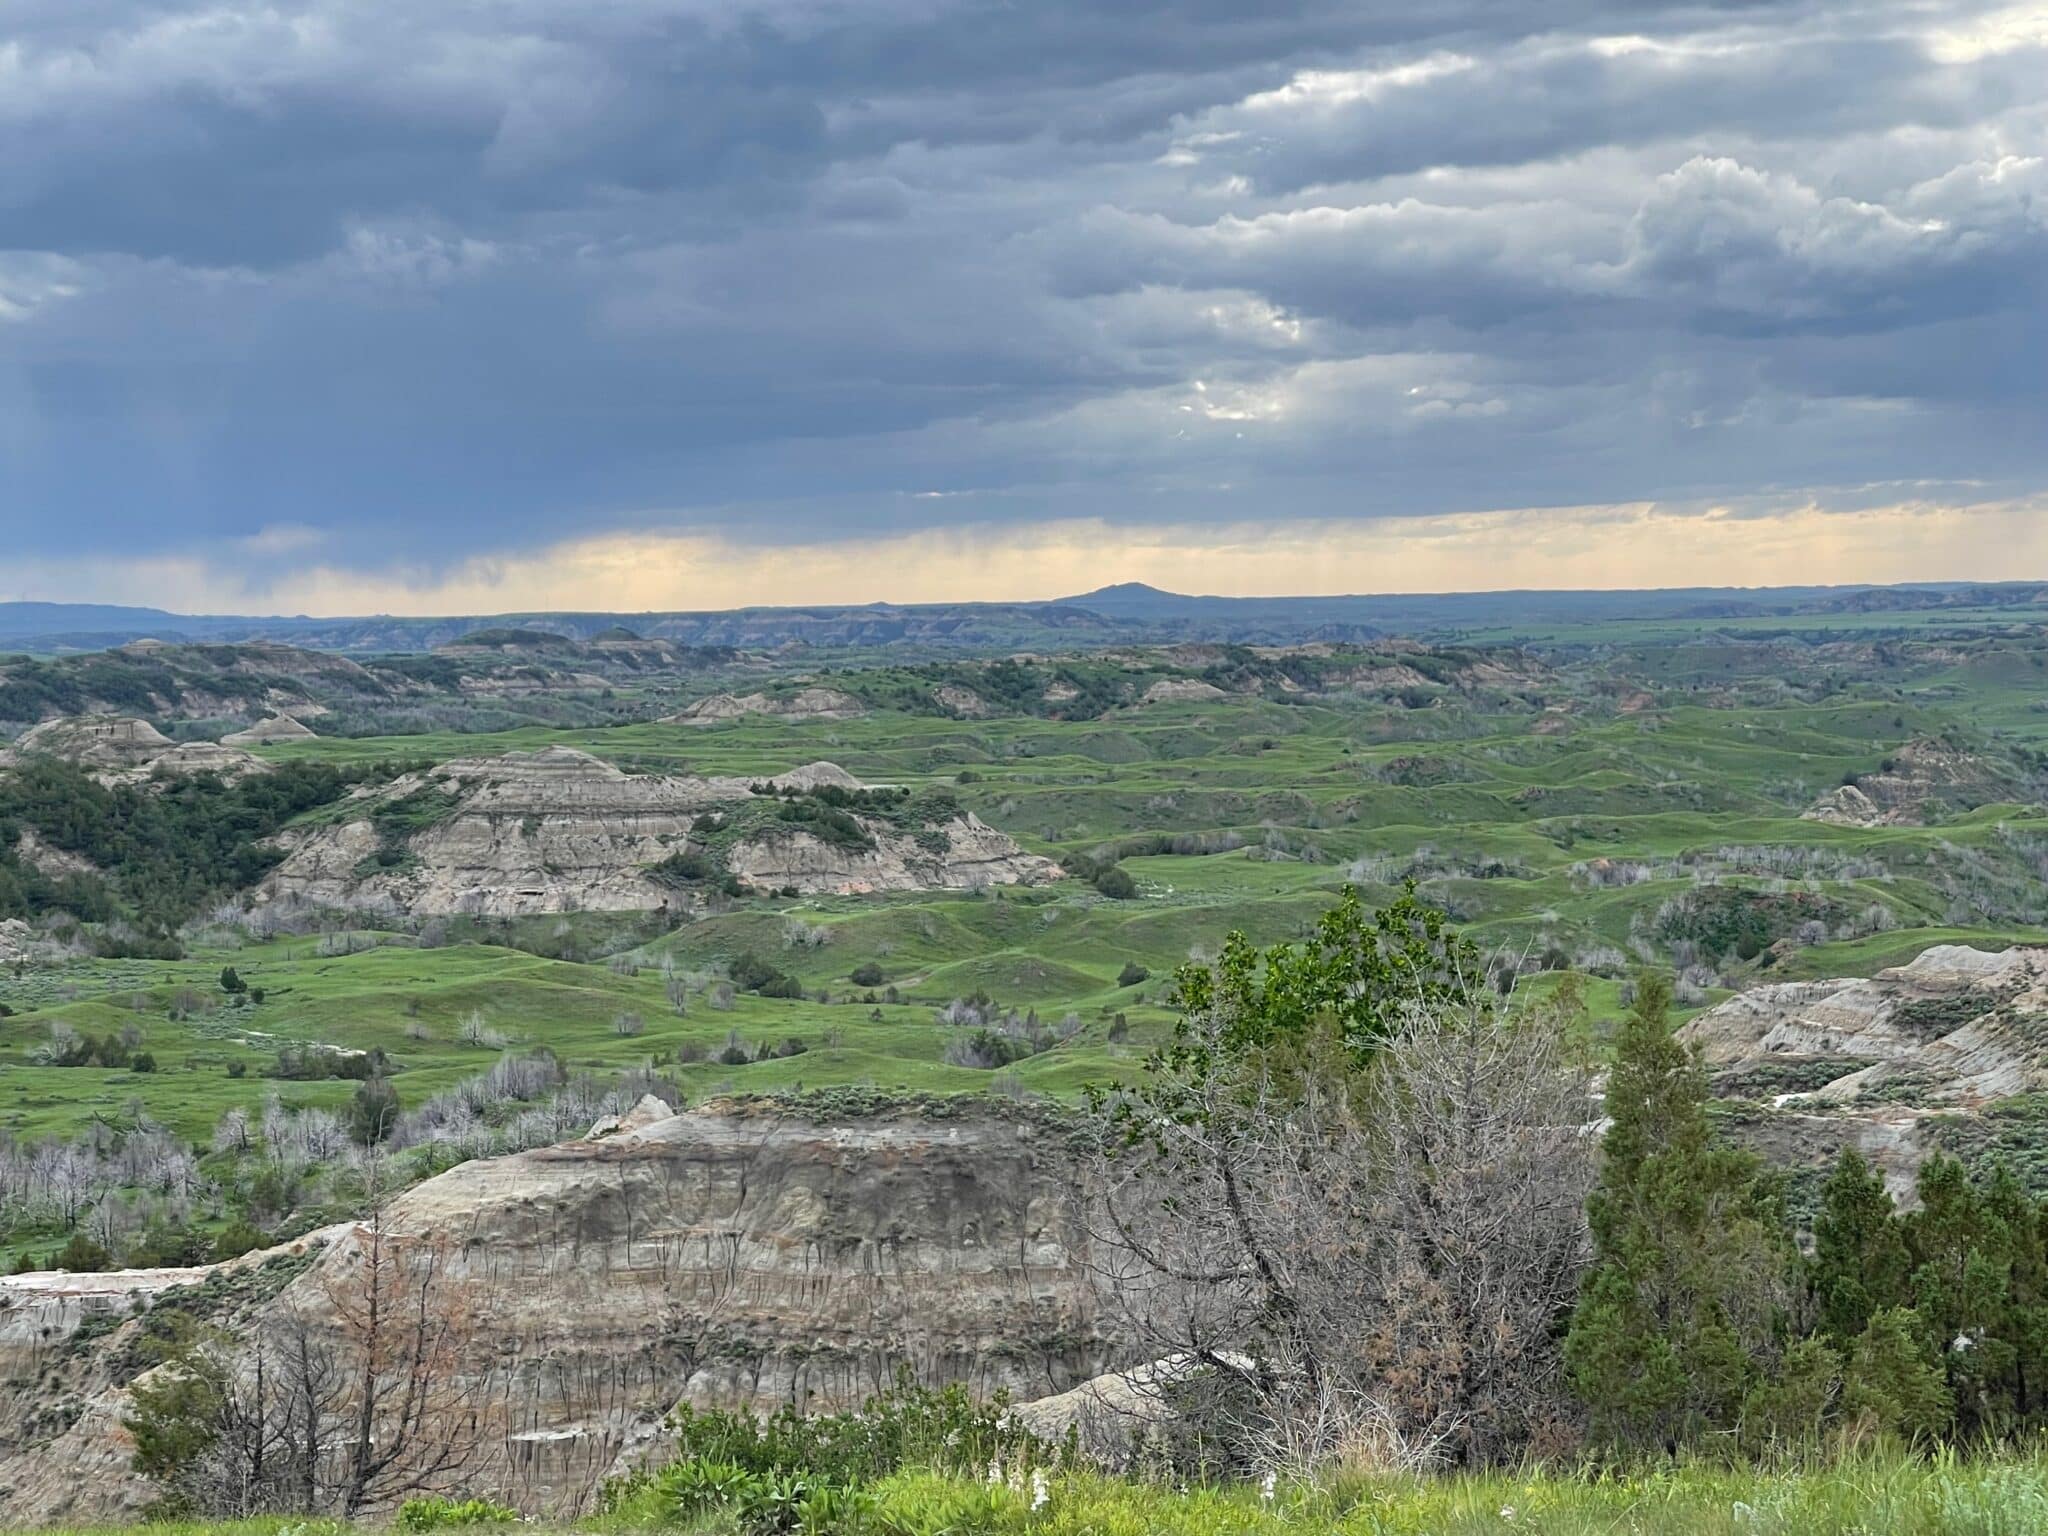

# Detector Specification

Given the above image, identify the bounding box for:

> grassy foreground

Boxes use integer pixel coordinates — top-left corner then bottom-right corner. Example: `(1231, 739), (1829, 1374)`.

(27, 1455), (2048, 1536)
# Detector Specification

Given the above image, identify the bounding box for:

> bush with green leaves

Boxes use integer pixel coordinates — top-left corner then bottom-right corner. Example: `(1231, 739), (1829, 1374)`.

(394, 1495), (520, 1530)
(607, 1370), (1051, 1533)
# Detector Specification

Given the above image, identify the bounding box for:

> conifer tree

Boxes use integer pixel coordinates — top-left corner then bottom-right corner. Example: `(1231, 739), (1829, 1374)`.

(1840, 1306), (1952, 1441)
(1564, 973), (1801, 1452)
(1811, 1147), (1912, 1346)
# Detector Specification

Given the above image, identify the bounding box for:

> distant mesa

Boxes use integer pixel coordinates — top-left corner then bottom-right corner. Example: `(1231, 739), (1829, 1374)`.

(1062, 581), (1191, 613)
(440, 626), (575, 652)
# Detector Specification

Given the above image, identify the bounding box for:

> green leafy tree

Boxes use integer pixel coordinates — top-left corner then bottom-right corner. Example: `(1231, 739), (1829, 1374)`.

(1165, 881), (1480, 1070)
(1092, 864), (1138, 900)
(349, 1075), (401, 1145)
(52, 1232), (112, 1272)
(126, 1345), (230, 1509)
(1564, 974), (1800, 1453)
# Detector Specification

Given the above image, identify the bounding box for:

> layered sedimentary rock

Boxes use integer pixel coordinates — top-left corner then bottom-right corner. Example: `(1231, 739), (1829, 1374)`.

(1, 713), (270, 784)
(259, 747), (1056, 915)
(1678, 945), (2048, 1197)
(221, 713), (319, 745)
(669, 688), (864, 725)
(1138, 679), (1227, 705)
(0, 1101), (1112, 1523)
(1803, 737), (2032, 826)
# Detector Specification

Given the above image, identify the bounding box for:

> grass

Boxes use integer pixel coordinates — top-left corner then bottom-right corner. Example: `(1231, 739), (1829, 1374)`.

(10, 689), (2048, 1146)
(20, 1452), (2048, 1534)
(15, 626), (2048, 1261)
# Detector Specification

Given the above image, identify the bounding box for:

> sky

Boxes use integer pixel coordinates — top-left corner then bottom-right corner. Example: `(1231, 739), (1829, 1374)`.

(3, 0), (2047, 614)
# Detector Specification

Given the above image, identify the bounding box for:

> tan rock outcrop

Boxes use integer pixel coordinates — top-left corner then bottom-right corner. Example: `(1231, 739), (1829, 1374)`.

(933, 684), (989, 717)
(1803, 738), (2032, 826)
(1677, 945), (2048, 1195)
(669, 688), (864, 725)
(221, 713), (319, 745)
(1, 714), (270, 785)
(0, 1102), (1115, 1523)
(259, 748), (1056, 915)
(1139, 679), (1227, 705)
(724, 813), (1060, 895)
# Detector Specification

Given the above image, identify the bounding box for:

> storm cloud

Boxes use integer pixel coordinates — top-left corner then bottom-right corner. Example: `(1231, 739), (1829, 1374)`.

(3, 0), (2046, 602)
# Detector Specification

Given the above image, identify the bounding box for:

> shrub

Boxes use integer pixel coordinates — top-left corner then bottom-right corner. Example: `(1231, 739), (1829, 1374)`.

(619, 1371), (1045, 1502)
(395, 1496), (520, 1530)
(211, 1218), (271, 1262)
(1093, 864), (1138, 900)
(349, 1075), (401, 1145)
(732, 950), (804, 998)
(944, 1029), (1035, 1070)
(850, 960), (886, 987)
(1117, 960), (1149, 988)
(650, 849), (716, 886)
(52, 1232), (112, 1272)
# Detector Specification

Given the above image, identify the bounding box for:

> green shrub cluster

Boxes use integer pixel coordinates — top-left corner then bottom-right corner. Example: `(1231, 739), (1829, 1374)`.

(394, 1496), (519, 1530)
(731, 950), (805, 998)
(607, 1372), (1052, 1535)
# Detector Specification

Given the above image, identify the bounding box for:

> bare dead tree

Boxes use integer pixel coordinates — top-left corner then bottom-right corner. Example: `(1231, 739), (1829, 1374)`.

(127, 1154), (499, 1517)
(1089, 980), (1597, 1476)
(321, 1200), (491, 1514)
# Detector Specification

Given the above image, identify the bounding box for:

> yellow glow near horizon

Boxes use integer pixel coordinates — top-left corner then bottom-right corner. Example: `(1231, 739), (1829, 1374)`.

(10, 496), (2048, 617)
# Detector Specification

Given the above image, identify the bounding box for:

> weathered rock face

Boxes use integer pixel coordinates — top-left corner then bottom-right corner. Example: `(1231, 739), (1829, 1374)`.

(1803, 738), (2033, 826)
(669, 688), (864, 725)
(724, 813), (1059, 895)
(0, 917), (37, 964)
(221, 713), (319, 745)
(932, 684), (989, 717)
(1139, 679), (1227, 705)
(1, 714), (270, 785)
(0, 1102), (1114, 1524)
(1678, 945), (2048, 1198)
(260, 748), (1057, 916)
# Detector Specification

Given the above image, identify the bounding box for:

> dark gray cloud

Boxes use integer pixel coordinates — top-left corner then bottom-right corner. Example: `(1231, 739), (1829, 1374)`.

(2, 0), (2045, 584)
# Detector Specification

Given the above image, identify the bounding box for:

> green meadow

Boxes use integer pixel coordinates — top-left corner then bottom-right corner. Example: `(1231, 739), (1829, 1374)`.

(11, 627), (2048, 1264)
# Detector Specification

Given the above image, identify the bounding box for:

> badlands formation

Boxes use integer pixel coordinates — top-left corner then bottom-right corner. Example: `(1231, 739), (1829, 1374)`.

(0, 714), (269, 785)
(1678, 944), (2048, 1198)
(260, 746), (1059, 916)
(0, 1099), (1112, 1524)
